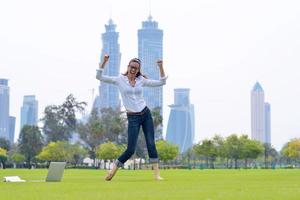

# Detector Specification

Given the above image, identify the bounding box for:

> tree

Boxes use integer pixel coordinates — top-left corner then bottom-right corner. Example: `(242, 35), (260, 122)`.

(0, 147), (7, 169)
(263, 143), (278, 168)
(37, 141), (87, 165)
(240, 136), (264, 168)
(77, 109), (104, 164)
(0, 137), (10, 151)
(194, 139), (217, 168)
(10, 152), (25, 168)
(96, 142), (124, 169)
(282, 138), (300, 166)
(182, 147), (196, 168)
(156, 140), (179, 164)
(151, 107), (163, 141)
(224, 134), (243, 169)
(42, 94), (86, 143)
(100, 108), (127, 143)
(18, 125), (44, 169)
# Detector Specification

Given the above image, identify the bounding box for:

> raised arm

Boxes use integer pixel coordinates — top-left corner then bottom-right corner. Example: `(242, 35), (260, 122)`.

(96, 54), (118, 84)
(143, 60), (167, 87)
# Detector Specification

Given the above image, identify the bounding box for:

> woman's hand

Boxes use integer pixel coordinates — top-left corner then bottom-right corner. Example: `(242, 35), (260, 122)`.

(99, 54), (109, 69)
(104, 54), (109, 62)
(156, 59), (165, 77)
(157, 60), (163, 68)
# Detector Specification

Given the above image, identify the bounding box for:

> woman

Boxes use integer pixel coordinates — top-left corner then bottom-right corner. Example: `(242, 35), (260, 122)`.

(96, 54), (167, 181)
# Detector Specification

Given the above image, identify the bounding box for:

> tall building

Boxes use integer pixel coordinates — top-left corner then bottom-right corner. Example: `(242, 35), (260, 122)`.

(0, 79), (10, 140)
(94, 19), (121, 113)
(138, 16), (163, 113)
(8, 116), (15, 144)
(251, 82), (271, 144)
(264, 102), (271, 144)
(0, 79), (15, 144)
(20, 95), (38, 129)
(166, 88), (195, 153)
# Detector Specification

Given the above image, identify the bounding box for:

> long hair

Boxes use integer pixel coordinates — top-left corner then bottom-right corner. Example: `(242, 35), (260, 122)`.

(123, 58), (147, 78)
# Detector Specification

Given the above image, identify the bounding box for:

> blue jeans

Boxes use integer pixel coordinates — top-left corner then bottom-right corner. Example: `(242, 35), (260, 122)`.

(116, 107), (159, 167)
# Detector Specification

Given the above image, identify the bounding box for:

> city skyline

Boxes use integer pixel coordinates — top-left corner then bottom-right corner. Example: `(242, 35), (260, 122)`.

(1, 0), (300, 150)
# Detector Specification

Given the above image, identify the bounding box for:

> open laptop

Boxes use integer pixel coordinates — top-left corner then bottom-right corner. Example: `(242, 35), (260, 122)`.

(45, 162), (66, 182)
(4, 162), (66, 182)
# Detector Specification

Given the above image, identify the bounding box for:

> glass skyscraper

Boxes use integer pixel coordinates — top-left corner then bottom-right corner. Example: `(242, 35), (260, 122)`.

(94, 19), (121, 112)
(20, 95), (38, 129)
(166, 88), (195, 153)
(138, 16), (163, 113)
(264, 102), (271, 144)
(0, 79), (15, 144)
(251, 82), (271, 144)
(9, 116), (15, 144)
(0, 79), (10, 140)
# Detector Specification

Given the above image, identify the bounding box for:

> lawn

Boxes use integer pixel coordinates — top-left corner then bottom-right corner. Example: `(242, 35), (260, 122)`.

(0, 169), (299, 200)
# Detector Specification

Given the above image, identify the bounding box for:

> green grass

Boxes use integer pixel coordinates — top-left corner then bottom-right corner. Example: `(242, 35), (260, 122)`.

(1, 169), (300, 200)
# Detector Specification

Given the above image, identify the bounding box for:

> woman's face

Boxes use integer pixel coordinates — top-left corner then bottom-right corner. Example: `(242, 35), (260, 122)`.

(127, 61), (140, 77)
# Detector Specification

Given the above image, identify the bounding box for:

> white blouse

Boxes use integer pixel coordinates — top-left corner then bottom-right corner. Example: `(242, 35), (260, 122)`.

(96, 69), (167, 112)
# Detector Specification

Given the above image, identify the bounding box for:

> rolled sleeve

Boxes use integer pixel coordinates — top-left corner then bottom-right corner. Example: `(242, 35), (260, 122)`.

(143, 75), (168, 87)
(96, 69), (118, 85)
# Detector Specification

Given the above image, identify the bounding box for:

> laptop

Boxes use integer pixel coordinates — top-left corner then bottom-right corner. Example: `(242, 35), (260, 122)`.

(4, 162), (66, 183)
(45, 162), (66, 182)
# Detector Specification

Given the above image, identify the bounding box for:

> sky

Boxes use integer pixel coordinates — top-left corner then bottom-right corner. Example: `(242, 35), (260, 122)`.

(1, 0), (300, 150)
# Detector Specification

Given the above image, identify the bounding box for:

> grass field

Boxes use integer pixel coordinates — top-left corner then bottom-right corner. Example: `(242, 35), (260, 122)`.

(0, 169), (300, 200)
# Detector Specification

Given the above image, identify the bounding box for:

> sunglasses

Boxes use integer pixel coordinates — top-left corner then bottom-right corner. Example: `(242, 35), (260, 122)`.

(128, 65), (139, 70)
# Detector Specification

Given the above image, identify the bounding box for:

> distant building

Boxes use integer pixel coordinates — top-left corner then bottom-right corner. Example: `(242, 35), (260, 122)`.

(0, 79), (15, 144)
(20, 95), (38, 129)
(8, 116), (15, 144)
(251, 82), (271, 144)
(166, 88), (195, 153)
(94, 19), (121, 113)
(264, 102), (271, 144)
(138, 16), (164, 114)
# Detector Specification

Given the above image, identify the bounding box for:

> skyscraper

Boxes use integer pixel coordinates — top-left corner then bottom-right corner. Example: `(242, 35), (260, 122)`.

(0, 79), (10, 140)
(138, 16), (163, 113)
(251, 82), (271, 144)
(264, 102), (271, 144)
(20, 95), (38, 129)
(166, 88), (195, 153)
(0, 79), (15, 144)
(94, 19), (121, 113)
(9, 116), (15, 144)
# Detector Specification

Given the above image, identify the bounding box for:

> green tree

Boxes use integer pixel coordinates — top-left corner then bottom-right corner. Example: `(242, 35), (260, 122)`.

(151, 107), (163, 140)
(77, 109), (104, 164)
(156, 140), (179, 164)
(0, 137), (10, 151)
(263, 143), (278, 168)
(240, 136), (264, 168)
(18, 125), (43, 169)
(224, 134), (243, 169)
(0, 147), (7, 169)
(10, 153), (25, 166)
(37, 141), (87, 164)
(42, 94), (86, 143)
(282, 138), (300, 165)
(194, 139), (217, 168)
(100, 108), (127, 143)
(96, 142), (124, 169)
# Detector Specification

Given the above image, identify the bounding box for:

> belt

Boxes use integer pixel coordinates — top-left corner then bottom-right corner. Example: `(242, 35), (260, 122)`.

(127, 106), (149, 116)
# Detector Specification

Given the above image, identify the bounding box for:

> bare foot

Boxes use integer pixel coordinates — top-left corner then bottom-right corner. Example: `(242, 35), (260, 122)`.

(105, 169), (118, 181)
(155, 176), (164, 181)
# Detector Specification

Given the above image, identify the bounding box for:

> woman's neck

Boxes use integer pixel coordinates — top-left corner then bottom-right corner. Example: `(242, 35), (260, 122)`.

(127, 74), (135, 81)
